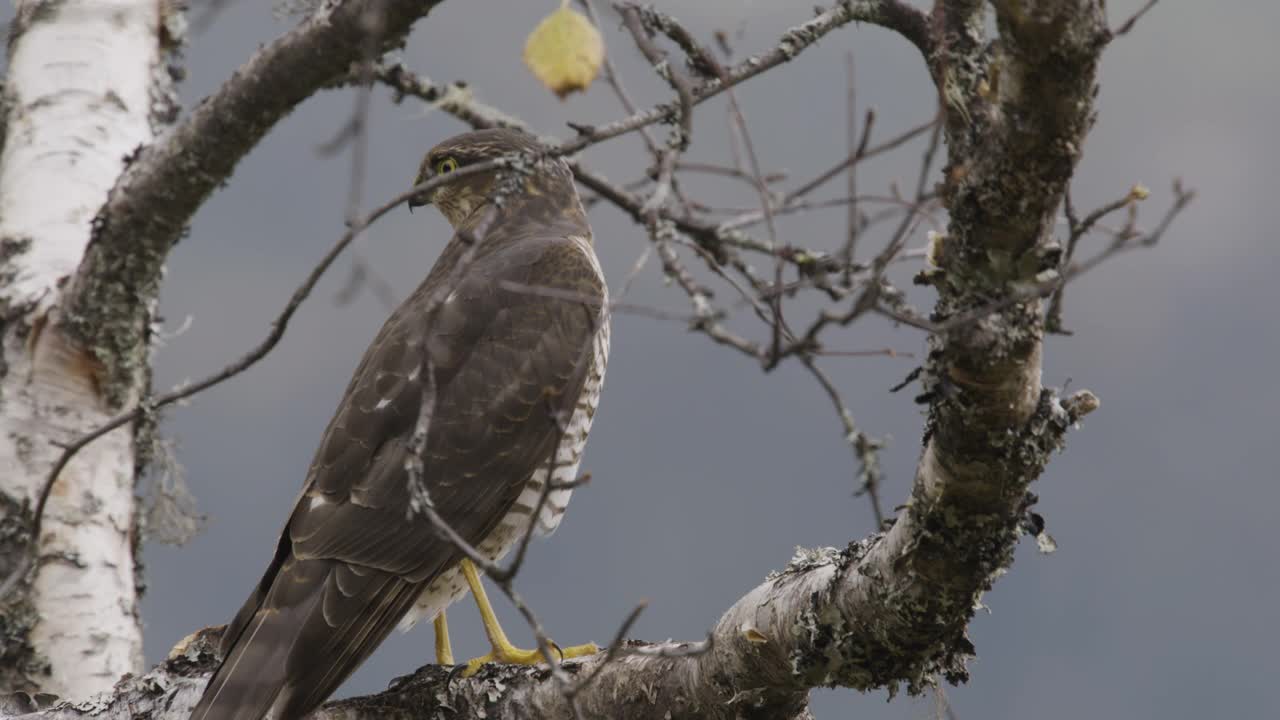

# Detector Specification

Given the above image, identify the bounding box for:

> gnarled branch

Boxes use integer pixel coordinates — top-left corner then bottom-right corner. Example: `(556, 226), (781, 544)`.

(65, 0), (448, 406)
(2, 381), (1094, 719)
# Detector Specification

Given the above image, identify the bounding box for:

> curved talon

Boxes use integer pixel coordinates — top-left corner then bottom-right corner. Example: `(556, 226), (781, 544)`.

(461, 651), (496, 678)
(456, 559), (598, 677)
(460, 641), (599, 677)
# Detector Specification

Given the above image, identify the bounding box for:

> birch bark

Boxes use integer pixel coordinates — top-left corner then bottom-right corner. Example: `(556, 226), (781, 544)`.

(0, 0), (172, 698)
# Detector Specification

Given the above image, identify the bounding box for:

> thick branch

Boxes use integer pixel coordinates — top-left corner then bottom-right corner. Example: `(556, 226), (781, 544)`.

(65, 0), (447, 406)
(1, 382), (1092, 718)
(939, 0), (1108, 259)
(914, 0), (1111, 462)
(902, 3), (1110, 709)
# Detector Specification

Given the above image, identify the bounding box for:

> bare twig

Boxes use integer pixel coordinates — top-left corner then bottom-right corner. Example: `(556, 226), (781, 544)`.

(375, 59), (881, 277)
(624, 5), (786, 369)
(657, 235), (762, 358)
(842, 51), (866, 272)
(1048, 183), (1146, 333)
(871, 105), (943, 275)
(333, 258), (399, 310)
(784, 114), (936, 204)
(691, 39), (786, 368)
(1111, 0), (1160, 38)
(676, 162), (787, 187)
(892, 181), (1196, 339)
(329, 2), (394, 312)
(555, 1), (931, 158)
(801, 357), (885, 525)
(614, 4), (770, 364)
(716, 192), (919, 232)
(577, 0), (661, 156)
(618, 2), (695, 215)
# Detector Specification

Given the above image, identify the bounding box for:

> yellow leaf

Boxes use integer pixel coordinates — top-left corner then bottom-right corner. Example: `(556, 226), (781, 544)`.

(523, 3), (604, 100)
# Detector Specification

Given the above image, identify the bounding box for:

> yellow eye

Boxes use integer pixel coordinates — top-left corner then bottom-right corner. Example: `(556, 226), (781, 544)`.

(435, 157), (459, 174)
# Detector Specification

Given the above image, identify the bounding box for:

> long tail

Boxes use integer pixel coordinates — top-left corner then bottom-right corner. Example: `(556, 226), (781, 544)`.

(190, 548), (422, 720)
(191, 599), (312, 720)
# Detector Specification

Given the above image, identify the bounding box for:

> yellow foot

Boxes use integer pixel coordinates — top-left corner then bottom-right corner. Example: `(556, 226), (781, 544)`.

(461, 640), (599, 677)
(456, 558), (598, 677)
(434, 611), (455, 666)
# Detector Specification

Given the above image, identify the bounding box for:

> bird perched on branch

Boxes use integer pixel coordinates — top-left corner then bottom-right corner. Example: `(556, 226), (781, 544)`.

(191, 128), (610, 720)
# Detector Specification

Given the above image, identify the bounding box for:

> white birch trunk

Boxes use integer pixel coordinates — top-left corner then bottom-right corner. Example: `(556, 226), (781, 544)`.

(0, 0), (167, 699)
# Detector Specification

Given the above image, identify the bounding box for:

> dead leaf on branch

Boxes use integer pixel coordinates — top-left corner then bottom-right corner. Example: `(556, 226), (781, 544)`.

(523, 1), (604, 99)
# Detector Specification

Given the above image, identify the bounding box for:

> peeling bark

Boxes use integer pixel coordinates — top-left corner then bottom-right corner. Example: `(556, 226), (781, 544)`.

(68, 0), (448, 407)
(0, 0), (171, 697)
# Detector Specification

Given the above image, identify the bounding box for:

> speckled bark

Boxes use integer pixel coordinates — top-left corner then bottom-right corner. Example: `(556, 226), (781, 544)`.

(0, 0), (175, 697)
(66, 0), (448, 408)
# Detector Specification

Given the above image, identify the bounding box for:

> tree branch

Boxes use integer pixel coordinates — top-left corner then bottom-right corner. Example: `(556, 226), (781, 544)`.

(0, 381), (1095, 718)
(554, 0), (931, 157)
(64, 0), (448, 407)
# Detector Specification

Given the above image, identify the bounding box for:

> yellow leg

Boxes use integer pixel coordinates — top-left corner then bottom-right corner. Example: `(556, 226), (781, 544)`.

(434, 610), (455, 666)
(458, 559), (598, 677)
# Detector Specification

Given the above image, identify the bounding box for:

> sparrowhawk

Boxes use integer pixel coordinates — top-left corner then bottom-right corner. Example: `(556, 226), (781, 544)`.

(191, 128), (609, 720)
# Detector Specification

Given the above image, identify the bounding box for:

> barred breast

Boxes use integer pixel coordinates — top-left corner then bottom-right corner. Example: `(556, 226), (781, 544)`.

(399, 237), (608, 631)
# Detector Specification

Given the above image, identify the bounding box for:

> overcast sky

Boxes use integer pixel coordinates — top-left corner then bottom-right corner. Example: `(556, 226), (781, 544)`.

(9, 1), (1278, 718)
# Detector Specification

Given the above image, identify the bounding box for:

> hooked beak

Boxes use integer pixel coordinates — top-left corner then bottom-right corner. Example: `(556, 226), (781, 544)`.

(408, 172), (433, 213)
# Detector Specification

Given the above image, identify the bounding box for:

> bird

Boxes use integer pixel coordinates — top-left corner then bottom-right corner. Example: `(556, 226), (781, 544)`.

(190, 128), (610, 720)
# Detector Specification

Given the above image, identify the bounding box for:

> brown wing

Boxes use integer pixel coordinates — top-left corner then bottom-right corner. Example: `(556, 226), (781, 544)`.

(191, 233), (605, 720)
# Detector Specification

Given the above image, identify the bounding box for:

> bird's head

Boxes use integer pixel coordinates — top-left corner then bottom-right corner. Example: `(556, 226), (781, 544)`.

(409, 128), (574, 229)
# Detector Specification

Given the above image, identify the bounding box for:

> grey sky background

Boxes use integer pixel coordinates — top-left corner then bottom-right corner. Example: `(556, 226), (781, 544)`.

(10, 0), (1278, 717)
